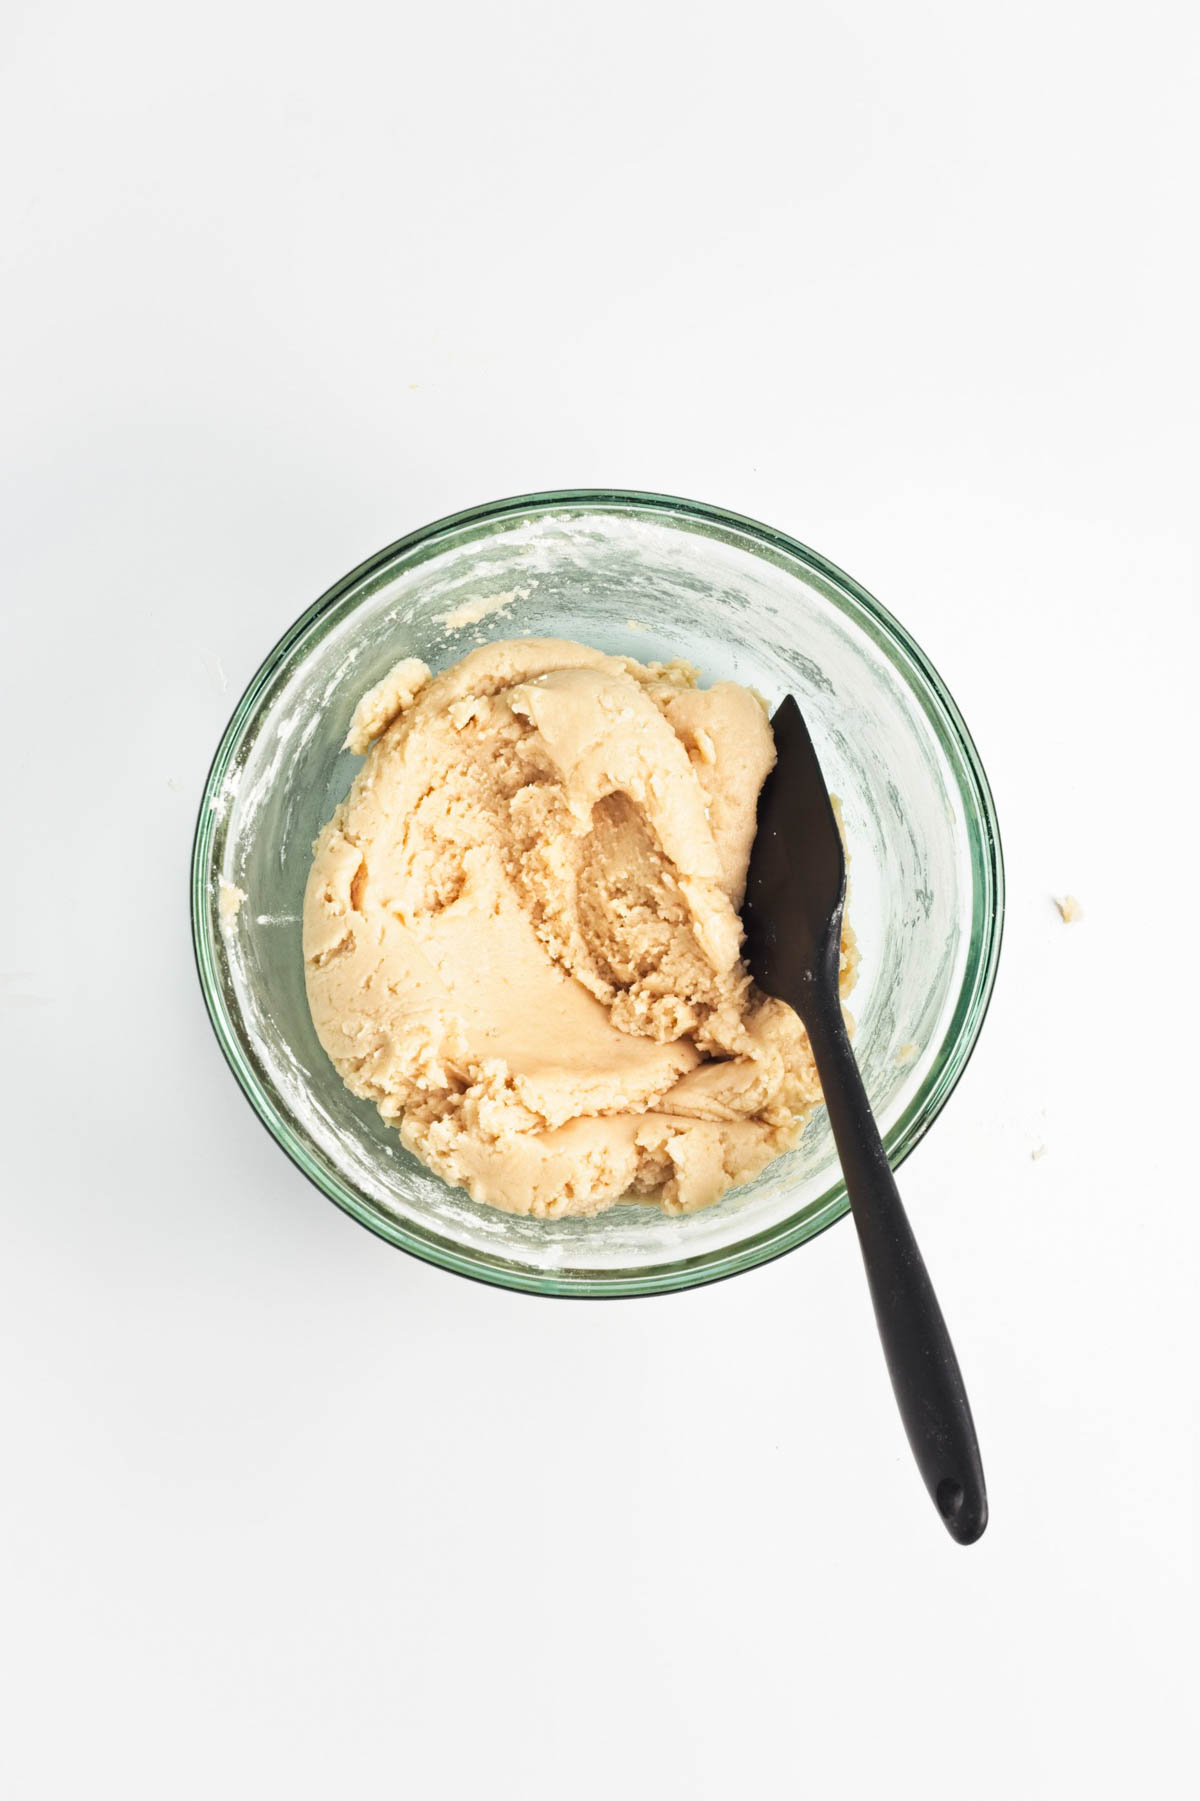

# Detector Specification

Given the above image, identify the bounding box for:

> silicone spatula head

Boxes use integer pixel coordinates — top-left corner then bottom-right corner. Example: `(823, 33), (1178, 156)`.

(742, 695), (846, 1016)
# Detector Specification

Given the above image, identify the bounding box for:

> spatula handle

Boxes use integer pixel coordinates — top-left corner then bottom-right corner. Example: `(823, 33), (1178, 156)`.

(804, 988), (988, 1544)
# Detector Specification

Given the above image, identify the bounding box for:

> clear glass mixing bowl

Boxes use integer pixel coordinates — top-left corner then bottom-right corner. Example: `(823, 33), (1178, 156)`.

(192, 491), (1003, 1297)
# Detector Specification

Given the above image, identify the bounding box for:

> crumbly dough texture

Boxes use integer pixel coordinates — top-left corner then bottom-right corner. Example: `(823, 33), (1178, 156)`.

(304, 638), (852, 1219)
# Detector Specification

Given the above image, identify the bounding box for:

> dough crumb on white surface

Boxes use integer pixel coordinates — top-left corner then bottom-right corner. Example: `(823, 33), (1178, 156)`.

(1056, 894), (1084, 923)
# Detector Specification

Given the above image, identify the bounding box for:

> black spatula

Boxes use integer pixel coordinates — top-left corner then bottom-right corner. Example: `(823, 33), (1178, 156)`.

(743, 696), (987, 1544)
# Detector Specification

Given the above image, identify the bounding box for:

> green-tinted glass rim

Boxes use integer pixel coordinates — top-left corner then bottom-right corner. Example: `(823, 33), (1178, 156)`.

(191, 489), (1005, 1299)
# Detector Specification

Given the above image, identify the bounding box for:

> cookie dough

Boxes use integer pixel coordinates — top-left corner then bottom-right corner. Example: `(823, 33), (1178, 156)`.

(304, 638), (853, 1218)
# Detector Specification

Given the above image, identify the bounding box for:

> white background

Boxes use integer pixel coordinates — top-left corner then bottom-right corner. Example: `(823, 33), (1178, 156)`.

(2, 3), (1195, 1796)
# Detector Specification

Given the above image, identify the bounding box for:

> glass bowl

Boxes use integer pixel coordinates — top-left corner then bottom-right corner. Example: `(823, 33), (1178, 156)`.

(192, 491), (1003, 1297)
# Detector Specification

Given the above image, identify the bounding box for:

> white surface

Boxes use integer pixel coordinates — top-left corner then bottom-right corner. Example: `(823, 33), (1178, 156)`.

(1, 3), (1195, 1796)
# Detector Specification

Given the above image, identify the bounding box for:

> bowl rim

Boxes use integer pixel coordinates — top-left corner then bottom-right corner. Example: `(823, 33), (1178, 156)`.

(191, 488), (1004, 1298)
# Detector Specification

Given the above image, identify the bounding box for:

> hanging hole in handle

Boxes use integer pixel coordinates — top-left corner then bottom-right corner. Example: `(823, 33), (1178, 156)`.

(937, 1478), (965, 1520)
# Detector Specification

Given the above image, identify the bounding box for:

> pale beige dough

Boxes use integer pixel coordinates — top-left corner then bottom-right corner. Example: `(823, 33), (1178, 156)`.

(304, 638), (854, 1219)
